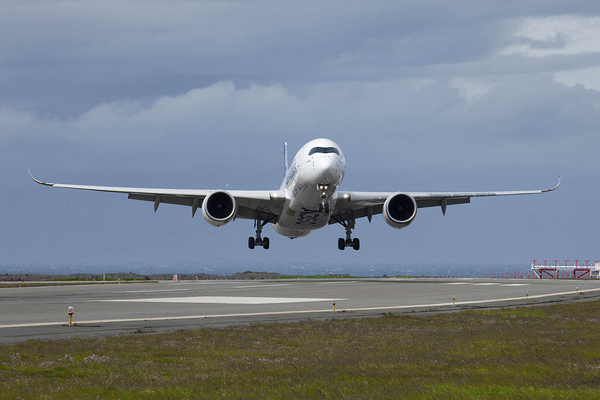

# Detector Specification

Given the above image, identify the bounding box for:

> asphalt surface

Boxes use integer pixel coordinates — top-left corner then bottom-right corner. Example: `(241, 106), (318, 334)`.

(2, 278), (600, 343)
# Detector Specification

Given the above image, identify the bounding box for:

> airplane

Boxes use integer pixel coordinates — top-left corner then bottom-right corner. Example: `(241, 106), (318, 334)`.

(29, 138), (560, 251)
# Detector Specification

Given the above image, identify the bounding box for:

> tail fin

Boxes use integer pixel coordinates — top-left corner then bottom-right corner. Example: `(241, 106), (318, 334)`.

(283, 141), (289, 174)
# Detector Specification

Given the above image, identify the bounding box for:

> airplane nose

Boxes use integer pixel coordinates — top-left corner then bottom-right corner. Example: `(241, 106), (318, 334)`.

(316, 157), (340, 185)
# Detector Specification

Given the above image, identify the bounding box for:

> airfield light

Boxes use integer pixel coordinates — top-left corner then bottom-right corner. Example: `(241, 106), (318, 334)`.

(452, 295), (455, 305)
(332, 300), (336, 312)
(67, 306), (74, 327)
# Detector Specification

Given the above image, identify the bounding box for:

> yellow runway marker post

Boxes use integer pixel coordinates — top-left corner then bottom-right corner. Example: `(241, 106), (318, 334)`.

(67, 306), (74, 327)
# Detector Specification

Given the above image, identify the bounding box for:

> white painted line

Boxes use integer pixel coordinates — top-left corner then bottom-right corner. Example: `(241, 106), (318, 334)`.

(115, 289), (193, 293)
(99, 296), (340, 305)
(446, 282), (530, 287)
(232, 284), (292, 289)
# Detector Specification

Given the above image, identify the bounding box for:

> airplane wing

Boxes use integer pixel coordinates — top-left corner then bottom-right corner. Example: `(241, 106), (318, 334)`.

(29, 170), (285, 220)
(330, 176), (561, 223)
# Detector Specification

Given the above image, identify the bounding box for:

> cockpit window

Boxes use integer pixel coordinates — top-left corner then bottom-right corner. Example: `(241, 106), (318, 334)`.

(308, 147), (340, 156)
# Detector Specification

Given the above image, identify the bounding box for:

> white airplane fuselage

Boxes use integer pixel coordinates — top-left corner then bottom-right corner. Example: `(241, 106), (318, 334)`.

(273, 138), (346, 238)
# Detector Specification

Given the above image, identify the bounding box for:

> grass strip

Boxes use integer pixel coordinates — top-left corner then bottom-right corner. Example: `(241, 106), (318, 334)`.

(1, 301), (600, 399)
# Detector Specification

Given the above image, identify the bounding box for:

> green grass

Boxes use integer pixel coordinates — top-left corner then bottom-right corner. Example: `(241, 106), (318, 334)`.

(2, 301), (600, 399)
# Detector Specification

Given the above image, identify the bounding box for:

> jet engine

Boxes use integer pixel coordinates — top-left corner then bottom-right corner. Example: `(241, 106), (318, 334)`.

(202, 191), (237, 227)
(383, 193), (417, 229)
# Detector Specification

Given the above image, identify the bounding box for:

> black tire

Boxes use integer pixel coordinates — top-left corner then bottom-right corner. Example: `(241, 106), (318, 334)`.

(263, 237), (270, 250)
(248, 237), (255, 249)
(324, 203), (330, 214)
(352, 238), (360, 251)
(318, 203), (323, 213)
(338, 238), (345, 250)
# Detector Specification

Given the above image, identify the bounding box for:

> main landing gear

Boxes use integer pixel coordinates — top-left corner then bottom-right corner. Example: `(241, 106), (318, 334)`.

(336, 213), (360, 250)
(248, 212), (275, 250)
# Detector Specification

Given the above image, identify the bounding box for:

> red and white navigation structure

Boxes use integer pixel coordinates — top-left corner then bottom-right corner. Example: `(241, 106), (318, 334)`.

(531, 259), (600, 279)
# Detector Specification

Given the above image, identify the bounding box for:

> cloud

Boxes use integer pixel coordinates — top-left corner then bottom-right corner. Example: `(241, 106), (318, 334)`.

(4, 1), (600, 119)
(1, 81), (306, 142)
(3, 75), (599, 174)
(555, 65), (600, 91)
(501, 16), (600, 58)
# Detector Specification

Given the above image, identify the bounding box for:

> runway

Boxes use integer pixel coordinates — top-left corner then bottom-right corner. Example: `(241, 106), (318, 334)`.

(2, 278), (600, 343)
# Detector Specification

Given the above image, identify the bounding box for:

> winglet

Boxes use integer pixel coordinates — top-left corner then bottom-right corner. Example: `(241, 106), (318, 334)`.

(543, 175), (561, 193)
(28, 169), (54, 186)
(548, 175), (562, 192)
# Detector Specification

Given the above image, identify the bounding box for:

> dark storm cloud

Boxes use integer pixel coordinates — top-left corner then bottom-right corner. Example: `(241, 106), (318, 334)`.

(2, 1), (598, 115)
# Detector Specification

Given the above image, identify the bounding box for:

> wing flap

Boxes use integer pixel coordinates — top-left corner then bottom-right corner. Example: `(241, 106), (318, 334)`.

(128, 193), (196, 207)
(416, 197), (470, 208)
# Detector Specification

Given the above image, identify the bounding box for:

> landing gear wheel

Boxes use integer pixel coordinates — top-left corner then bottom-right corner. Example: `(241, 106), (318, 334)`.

(324, 203), (330, 214)
(336, 213), (360, 250)
(318, 203), (323, 213)
(249, 212), (276, 249)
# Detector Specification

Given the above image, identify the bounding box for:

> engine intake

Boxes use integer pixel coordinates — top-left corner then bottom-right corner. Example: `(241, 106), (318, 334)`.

(383, 193), (417, 229)
(202, 191), (237, 227)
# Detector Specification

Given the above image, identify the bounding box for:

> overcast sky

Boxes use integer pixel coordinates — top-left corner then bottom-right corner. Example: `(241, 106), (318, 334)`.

(1, 1), (598, 274)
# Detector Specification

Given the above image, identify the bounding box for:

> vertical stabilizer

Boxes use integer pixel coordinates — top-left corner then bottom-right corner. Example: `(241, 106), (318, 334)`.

(284, 141), (289, 175)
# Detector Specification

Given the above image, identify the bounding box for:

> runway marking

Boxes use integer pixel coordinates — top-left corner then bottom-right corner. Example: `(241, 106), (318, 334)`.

(446, 282), (530, 287)
(2, 288), (599, 330)
(317, 282), (354, 285)
(232, 284), (293, 289)
(115, 289), (193, 293)
(98, 296), (338, 305)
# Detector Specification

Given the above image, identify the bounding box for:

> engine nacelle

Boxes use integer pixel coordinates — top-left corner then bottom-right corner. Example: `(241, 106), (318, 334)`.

(202, 191), (237, 227)
(383, 193), (417, 229)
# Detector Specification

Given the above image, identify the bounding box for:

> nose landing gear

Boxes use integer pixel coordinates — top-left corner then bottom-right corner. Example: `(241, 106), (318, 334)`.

(318, 201), (330, 214)
(318, 184), (330, 214)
